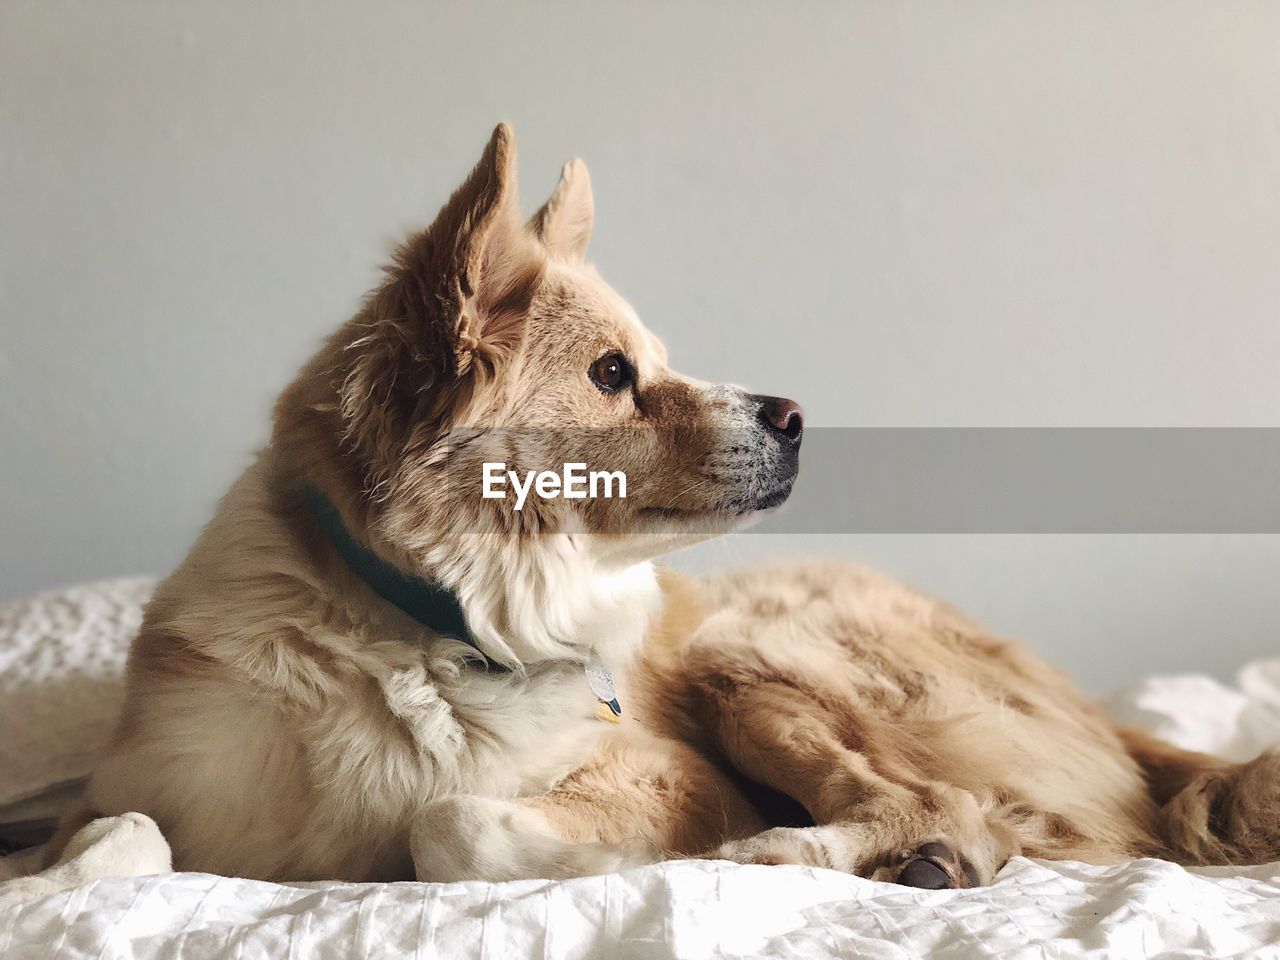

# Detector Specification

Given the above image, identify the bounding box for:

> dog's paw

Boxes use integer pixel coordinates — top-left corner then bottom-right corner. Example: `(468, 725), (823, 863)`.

(887, 841), (981, 889)
(713, 822), (998, 887)
(0, 813), (171, 904)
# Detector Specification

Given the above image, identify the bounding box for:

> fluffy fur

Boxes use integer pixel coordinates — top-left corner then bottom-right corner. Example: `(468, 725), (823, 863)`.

(63, 125), (1279, 886)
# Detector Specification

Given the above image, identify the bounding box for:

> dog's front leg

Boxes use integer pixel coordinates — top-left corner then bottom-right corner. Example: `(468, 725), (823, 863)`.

(410, 727), (765, 882)
(410, 793), (651, 882)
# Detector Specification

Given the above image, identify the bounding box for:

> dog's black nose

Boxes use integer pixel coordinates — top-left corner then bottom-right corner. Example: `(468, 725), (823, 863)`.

(753, 395), (804, 444)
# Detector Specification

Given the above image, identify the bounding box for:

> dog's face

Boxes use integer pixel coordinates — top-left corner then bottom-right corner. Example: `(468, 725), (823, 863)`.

(458, 255), (803, 556)
(285, 124), (800, 572)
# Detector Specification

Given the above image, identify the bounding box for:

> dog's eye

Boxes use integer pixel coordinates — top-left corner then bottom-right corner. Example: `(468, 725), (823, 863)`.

(589, 353), (633, 394)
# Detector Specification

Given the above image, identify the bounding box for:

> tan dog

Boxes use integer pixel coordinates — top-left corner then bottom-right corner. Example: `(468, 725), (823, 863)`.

(65, 125), (1279, 887)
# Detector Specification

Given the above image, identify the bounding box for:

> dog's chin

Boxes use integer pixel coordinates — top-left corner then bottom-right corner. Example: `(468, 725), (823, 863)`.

(573, 475), (797, 564)
(734, 478), (796, 515)
(636, 476), (797, 531)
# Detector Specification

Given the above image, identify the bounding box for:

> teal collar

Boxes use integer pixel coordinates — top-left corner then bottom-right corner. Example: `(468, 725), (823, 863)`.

(304, 486), (500, 669)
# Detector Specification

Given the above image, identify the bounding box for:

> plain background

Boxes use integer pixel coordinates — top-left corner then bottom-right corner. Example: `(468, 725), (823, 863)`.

(2, 1), (1278, 691)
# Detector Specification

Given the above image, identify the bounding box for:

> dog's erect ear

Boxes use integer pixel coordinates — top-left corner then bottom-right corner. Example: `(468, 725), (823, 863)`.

(386, 122), (543, 376)
(335, 125), (544, 479)
(531, 159), (594, 264)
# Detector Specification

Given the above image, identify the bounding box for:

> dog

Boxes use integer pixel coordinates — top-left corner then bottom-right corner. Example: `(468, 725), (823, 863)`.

(59, 124), (1279, 887)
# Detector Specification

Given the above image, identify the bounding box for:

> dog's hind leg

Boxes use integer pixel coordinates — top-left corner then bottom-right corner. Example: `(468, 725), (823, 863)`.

(35, 803), (98, 871)
(1120, 727), (1280, 866)
(1, 814), (171, 903)
(410, 728), (766, 882)
(692, 668), (1018, 888)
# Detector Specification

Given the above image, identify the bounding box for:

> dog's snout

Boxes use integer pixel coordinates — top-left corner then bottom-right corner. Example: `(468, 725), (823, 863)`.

(753, 395), (804, 444)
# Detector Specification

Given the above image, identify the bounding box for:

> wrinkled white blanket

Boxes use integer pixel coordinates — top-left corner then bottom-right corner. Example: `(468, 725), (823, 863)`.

(4, 854), (1280, 959)
(2, 580), (1279, 958)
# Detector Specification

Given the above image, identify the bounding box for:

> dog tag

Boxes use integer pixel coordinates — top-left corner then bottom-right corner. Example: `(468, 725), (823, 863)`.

(585, 661), (622, 723)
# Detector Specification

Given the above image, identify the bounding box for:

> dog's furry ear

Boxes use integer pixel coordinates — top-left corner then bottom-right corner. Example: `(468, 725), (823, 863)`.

(389, 122), (544, 376)
(335, 124), (544, 482)
(531, 159), (593, 264)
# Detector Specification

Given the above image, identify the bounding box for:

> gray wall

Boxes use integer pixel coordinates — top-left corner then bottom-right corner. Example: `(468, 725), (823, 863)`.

(2, 1), (1278, 690)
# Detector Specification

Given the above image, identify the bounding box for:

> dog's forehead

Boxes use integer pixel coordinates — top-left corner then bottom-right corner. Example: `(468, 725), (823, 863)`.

(536, 262), (667, 366)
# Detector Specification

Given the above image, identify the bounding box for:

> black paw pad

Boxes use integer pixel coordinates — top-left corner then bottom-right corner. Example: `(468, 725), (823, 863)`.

(894, 841), (980, 889)
(897, 857), (951, 889)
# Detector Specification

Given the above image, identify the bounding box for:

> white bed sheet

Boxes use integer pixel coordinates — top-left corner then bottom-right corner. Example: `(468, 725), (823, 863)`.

(4, 855), (1280, 959)
(2, 579), (1278, 958)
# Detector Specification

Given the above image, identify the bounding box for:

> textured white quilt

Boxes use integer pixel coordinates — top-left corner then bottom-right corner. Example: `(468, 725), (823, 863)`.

(2, 580), (1279, 959)
(4, 855), (1280, 959)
